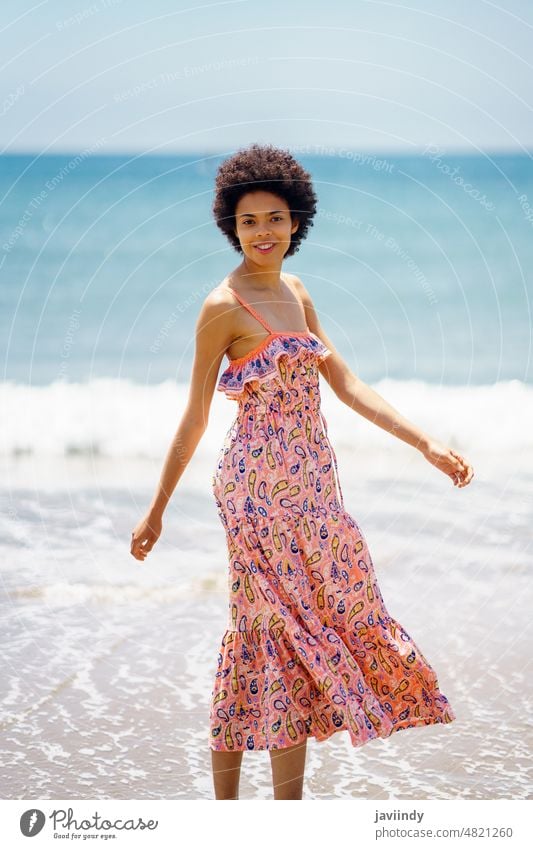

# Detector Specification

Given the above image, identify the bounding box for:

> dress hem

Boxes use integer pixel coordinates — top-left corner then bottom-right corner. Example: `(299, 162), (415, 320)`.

(208, 708), (457, 753)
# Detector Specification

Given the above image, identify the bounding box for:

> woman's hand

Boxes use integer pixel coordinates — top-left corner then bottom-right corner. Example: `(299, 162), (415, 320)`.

(130, 513), (162, 561)
(420, 439), (474, 488)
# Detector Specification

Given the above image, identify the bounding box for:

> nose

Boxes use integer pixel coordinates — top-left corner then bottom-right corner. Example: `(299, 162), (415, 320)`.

(255, 221), (272, 238)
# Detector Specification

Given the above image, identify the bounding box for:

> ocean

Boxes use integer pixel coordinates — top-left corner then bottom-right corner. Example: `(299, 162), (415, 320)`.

(1, 151), (532, 800)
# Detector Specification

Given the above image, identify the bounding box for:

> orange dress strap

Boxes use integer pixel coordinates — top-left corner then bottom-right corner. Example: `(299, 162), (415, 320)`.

(230, 289), (274, 333)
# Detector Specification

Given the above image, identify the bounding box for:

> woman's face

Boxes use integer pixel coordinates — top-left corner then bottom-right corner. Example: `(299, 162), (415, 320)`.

(233, 191), (299, 263)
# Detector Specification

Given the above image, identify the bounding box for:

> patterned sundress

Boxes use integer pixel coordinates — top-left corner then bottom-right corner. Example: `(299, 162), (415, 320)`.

(209, 287), (456, 751)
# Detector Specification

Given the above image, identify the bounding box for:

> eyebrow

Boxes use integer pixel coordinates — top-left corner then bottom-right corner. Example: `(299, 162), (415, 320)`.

(236, 210), (286, 217)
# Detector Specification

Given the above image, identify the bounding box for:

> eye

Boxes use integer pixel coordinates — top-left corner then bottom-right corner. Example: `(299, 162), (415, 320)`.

(240, 216), (284, 225)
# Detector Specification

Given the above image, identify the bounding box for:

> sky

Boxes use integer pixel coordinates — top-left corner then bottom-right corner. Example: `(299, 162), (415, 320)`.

(1, 0), (532, 155)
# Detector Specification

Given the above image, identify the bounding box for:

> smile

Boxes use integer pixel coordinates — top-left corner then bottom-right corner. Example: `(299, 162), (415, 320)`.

(254, 242), (275, 253)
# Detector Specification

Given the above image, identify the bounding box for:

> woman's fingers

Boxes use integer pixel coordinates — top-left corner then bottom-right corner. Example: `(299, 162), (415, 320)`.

(130, 516), (162, 560)
(462, 459), (474, 486)
(449, 450), (474, 487)
(423, 442), (474, 488)
(131, 532), (148, 560)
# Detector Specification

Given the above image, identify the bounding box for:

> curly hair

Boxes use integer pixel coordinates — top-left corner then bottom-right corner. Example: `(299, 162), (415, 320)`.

(212, 143), (318, 257)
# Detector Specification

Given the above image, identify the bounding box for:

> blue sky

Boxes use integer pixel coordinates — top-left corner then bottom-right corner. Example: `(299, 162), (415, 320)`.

(1, 0), (532, 154)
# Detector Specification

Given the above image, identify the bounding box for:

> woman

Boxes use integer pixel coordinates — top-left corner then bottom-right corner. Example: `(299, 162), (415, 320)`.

(131, 143), (474, 800)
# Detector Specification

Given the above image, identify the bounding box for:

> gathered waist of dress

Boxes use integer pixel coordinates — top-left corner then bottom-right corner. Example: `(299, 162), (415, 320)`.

(219, 401), (346, 513)
(236, 397), (322, 417)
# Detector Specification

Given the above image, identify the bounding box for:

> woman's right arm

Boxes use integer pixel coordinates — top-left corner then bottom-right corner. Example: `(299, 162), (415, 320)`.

(130, 290), (235, 561)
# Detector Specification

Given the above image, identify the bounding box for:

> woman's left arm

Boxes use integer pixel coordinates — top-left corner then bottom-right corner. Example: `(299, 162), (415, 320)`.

(290, 274), (474, 488)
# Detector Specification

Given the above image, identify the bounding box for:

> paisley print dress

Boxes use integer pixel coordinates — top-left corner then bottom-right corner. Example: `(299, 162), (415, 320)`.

(209, 288), (455, 751)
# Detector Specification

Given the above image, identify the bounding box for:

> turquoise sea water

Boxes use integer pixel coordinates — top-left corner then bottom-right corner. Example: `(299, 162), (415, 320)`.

(1, 151), (531, 387)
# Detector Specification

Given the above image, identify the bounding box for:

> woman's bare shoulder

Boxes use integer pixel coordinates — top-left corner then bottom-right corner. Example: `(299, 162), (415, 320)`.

(196, 279), (238, 343)
(210, 272), (241, 301)
(201, 278), (236, 312)
(283, 272), (313, 307)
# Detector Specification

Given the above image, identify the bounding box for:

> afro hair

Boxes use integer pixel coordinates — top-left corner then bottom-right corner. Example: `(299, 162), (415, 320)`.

(212, 143), (318, 257)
